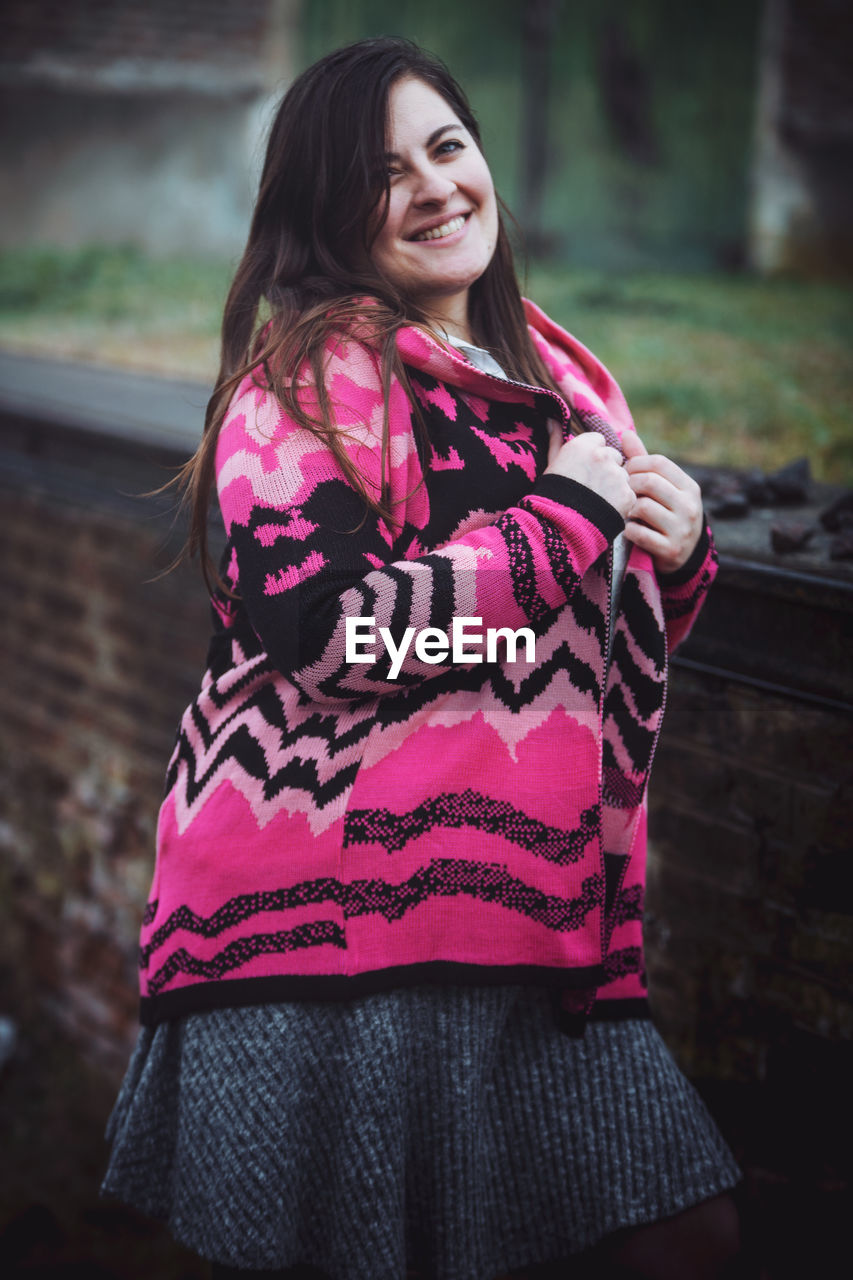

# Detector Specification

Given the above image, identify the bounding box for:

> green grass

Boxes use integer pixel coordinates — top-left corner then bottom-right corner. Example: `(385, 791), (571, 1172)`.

(0, 245), (231, 380)
(1, 247), (851, 482)
(525, 267), (853, 483)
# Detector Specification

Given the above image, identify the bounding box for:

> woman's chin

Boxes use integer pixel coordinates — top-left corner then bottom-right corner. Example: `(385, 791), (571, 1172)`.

(409, 265), (491, 311)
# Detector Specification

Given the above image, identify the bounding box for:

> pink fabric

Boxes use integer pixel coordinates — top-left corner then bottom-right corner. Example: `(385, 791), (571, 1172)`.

(137, 304), (717, 1023)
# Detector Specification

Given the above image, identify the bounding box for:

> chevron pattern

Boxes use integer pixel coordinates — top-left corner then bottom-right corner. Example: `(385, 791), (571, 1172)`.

(138, 312), (717, 1023)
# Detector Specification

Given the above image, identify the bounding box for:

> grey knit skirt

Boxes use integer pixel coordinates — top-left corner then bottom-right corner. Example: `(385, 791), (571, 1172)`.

(101, 985), (741, 1279)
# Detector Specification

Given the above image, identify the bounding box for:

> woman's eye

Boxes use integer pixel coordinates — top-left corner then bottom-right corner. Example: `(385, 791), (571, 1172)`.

(378, 164), (403, 183)
(435, 139), (464, 157)
(379, 157), (403, 179)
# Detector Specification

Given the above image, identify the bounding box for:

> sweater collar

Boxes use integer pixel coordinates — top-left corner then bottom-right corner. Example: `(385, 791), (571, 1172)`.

(392, 298), (631, 439)
(393, 306), (565, 416)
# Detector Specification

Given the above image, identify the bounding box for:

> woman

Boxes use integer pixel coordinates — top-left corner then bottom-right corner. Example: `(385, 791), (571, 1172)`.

(103, 37), (743, 1280)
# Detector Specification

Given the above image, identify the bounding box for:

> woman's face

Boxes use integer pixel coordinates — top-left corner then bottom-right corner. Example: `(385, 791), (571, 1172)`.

(368, 76), (499, 336)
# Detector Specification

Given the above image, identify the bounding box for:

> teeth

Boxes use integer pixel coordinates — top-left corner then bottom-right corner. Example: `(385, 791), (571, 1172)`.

(413, 215), (466, 241)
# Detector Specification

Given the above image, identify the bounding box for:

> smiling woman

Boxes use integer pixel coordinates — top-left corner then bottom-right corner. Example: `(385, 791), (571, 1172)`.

(368, 77), (498, 336)
(101, 36), (742, 1280)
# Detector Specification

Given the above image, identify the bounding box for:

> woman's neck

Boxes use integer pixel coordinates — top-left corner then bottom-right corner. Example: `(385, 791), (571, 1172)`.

(422, 298), (473, 346)
(432, 322), (473, 346)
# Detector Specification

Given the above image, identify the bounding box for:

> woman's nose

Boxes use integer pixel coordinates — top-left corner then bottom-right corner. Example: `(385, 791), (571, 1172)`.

(412, 166), (456, 205)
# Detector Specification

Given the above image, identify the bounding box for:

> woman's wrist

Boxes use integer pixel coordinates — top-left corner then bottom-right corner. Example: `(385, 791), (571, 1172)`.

(655, 521), (711, 584)
(528, 473), (626, 543)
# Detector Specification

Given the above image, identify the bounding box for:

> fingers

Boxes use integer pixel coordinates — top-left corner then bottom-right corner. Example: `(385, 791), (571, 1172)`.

(542, 433), (702, 573)
(544, 431), (636, 520)
(623, 521), (670, 558)
(628, 468), (682, 512)
(625, 516), (703, 574)
(624, 519), (664, 545)
(622, 448), (703, 573)
(628, 458), (702, 540)
(625, 452), (698, 493)
(620, 430), (648, 461)
(628, 495), (677, 535)
(601, 445), (626, 472)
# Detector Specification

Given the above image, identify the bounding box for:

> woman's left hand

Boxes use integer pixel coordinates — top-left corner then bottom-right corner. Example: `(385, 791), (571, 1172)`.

(621, 431), (704, 575)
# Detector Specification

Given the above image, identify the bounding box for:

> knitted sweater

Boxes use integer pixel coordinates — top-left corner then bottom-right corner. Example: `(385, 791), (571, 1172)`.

(139, 300), (717, 1027)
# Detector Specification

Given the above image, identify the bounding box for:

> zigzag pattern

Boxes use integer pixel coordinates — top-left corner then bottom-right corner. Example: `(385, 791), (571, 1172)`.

(138, 314), (718, 1016)
(222, 388), (573, 702)
(290, 507), (586, 700)
(140, 879), (348, 970)
(143, 862), (605, 994)
(165, 679), (375, 813)
(344, 861), (603, 929)
(372, 584), (604, 728)
(602, 762), (646, 810)
(604, 683), (658, 772)
(159, 643), (610, 841)
(662, 561), (715, 620)
(602, 946), (643, 984)
(164, 620), (606, 831)
(188, 655), (354, 736)
(343, 791), (600, 861)
(619, 575), (666, 675)
(565, 575), (607, 651)
(482, 636), (600, 708)
(164, 565), (611, 832)
(142, 862), (604, 969)
(609, 883), (644, 929)
(147, 920), (346, 996)
(609, 629), (665, 721)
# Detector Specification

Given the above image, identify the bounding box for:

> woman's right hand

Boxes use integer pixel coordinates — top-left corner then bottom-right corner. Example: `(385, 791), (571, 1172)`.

(545, 426), (637, 521)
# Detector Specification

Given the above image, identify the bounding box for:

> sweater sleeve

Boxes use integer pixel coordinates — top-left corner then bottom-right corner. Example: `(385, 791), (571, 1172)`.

(214, 352), (624, 703)
(656, 521), (719, 653)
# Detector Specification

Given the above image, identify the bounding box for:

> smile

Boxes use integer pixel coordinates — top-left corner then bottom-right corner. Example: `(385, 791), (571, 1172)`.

(411, 214), (467, 242)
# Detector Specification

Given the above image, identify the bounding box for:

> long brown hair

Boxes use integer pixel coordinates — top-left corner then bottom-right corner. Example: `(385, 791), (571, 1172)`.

(179, 37), (562, 593)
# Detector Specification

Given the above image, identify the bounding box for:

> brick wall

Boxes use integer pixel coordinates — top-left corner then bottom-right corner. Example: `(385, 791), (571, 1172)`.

(648, 672), (851, 1077)
(1, 0), (276, 92)
(0, 2), (301, 255)
(1, 411), (850, 1082)
(0, 414), (222, 1268)
(643, 526), (852, 1273)
(1, 398), (851, 1272)
(0, 421), (217, 1080)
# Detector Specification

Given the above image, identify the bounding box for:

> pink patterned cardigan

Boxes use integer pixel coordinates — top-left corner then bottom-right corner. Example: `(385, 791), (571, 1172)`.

(138, 300), (717, 1027)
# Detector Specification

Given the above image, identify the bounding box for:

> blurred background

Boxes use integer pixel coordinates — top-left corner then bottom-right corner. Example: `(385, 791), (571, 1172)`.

(0, 1), (851, 1277)
(1, 0), (852, 477)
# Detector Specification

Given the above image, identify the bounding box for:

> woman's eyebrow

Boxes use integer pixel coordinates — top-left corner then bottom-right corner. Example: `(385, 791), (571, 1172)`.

(385, 123), (461, 162)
